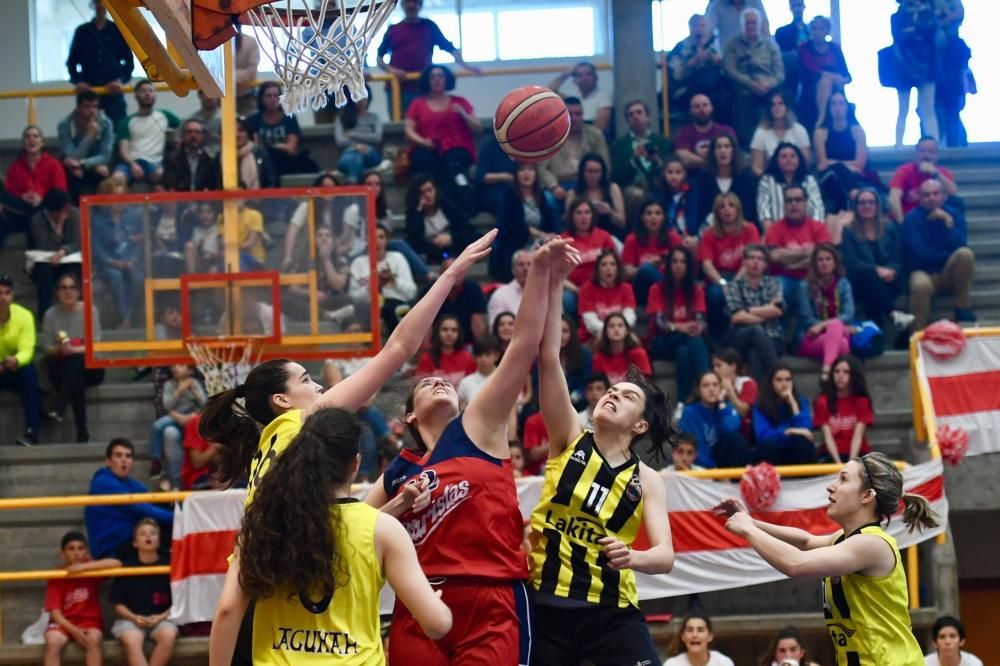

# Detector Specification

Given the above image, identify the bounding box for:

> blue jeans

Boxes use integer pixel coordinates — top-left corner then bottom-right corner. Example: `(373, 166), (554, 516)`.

(633, 262), (663, 307)
(361, 405), (390, 440)
(100, 264), (143, 324)
(387, 239), (429, 282)
(705, 282), (729, 342)
(650, 331), (710, 402)
(337, 146), (382, 184)
(778, 276), (802, 312)
(0, 363), (41, 435)
(151, 414), (182, 462)
(359, 425), (378, 481)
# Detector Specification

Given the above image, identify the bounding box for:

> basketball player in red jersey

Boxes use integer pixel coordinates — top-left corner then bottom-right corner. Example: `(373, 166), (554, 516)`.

(365, 238), (580, 665)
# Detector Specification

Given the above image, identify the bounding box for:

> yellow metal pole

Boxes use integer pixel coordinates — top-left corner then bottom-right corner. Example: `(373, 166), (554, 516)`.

(27, 96), (36, 127)
(907, 545), (920, 609)
(390, 77), (402, 122)
(0, 566), (171, 583)
(220, 39), (241, 281)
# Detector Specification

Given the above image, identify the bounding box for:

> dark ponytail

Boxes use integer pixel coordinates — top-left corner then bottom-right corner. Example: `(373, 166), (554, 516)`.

(238, 408), (361, 602)
(626, 366), (678, 462)
(199, 358), (293, 485)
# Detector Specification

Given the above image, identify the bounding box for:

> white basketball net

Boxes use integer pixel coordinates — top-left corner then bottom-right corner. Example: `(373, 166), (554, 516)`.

(247, 0), (398, 114)
(187, 340), (263, 397)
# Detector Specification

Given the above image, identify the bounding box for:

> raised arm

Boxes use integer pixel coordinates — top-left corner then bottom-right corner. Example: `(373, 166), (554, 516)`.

(306, 229), (497, 417)
(714, 498), (833, 550)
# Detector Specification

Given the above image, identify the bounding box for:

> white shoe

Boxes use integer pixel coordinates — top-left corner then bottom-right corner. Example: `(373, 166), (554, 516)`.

(891, 310), (915, 331)
(672, 403), (684, 423)
(322, 304), (355, 325)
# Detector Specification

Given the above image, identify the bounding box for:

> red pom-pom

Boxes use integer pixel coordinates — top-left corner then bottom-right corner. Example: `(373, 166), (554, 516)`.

(740, 463), (781, 511)
(921, 320), (967, 360)
(937, 425), (969, 465)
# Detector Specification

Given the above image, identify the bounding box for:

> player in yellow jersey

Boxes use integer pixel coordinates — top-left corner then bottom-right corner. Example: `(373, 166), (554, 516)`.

(527, 248), (676, 664)
(715, 452), (939, 666)
(208, 407), (452, 665)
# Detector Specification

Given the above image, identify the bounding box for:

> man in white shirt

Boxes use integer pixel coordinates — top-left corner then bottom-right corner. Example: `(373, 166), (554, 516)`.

(488, 249), (530, 327)
(548, 61), (613, 133)
(349, 224), (417, 331)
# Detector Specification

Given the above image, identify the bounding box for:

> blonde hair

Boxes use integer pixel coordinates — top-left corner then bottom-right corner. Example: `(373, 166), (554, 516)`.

(710, 192), (745, 237)
(857, 452), (939, 533)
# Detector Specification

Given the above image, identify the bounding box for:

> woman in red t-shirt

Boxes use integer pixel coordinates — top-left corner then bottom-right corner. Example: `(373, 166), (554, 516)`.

(646, 246), (710, 402)
(560, 200), (617, 314)
(621, 200), (682, 305)
(591, 313), (652, 385)
(711, 347), (758, 440)
(698, 192), (761, 340)
(416, 314), (476, 386)
(578, 250), (636, 343)
(492, 310), (515, 359)
(813, 354), (873, 463)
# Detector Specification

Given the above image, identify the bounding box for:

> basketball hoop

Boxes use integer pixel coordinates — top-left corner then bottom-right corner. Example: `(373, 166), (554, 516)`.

(187, 338), (265, 396)
(246, 0), (397, 114)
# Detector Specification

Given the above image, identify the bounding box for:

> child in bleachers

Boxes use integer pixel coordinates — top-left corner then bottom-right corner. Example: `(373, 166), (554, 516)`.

(577, 372), (609, 430)
(711, 347), (758, 440)
(150, 363), (206, 491)
(679, 370), (750, 469)
(752, 363), (817, 465)
(590, 313), (652, 385)
(457, 335), (501, 405)
(509, 443), (528, 478)
(44, 531), (121, 666)
(415, 314), (476, 386)
(813, 354), (874, 464)
(665, 432), (705, 472)
(109, 519), (176, 666)
(578, 249), (636, 343)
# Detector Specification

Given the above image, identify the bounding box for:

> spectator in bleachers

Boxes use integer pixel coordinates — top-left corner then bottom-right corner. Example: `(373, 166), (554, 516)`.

(750, 92), (812, 177)
(417, 259), (488, 342)
(759, 625), (822, 666)
(246, 81), (317, 179)
(764, 183), (832, 304)
(109, 519), (177, 666)
(234, 116), (277, 190)
(66, 0), (134, 125)
(647, 247), (710, 402)
(334, 86), (383, 184)
(359, 170), (432, 283)
(752, 362), (817, 465)
(43, 531), (120, 666)
(349, 223), (416, 333)
(700, 193), (761, 339)
(651, 157), (699, 247)
(575, 372), (607, 430)
(548, 61), (614, 133)
(813, 354), (873, 464)
(796, 244), (855, 380)
(521, 410), (550, 476)
(492, 311), (515, 358)
(509, 443), (528, 478)
(161, 118), (220, 192)
(415, 314), (476, 385)
(112, 81), (180, 187)
(183, 202), (221, 274)
(775, 0), (809, 53)
(668, 15), (726, 117)
(925, 615), (984, 666)
(84, 438), (174, 559)
(153, 300), (182, 341)
(457, 335), (501, 405)
(664, 612), (736, 666)
(665, 432), (704, 472)
(723, 8), (784, 147)
(712, 347), (759, 439)
(891, 0), (941, 146)
(186, 90), (221, 157)
(282, 173), (355, 271)
(405, 64), (480, 201)
(757, 144), (824, 232)
(0, 274), (41, 447)
(473, 133), (518, 216)
(404, 174), (474, 264)
(840, 188), (912, 334)
(578, 250), (636, 343)
(489, 249), (530, 328)
(41, 273), (103, 444)
(58, 90), (113, 201)
(814, 92), (874, 216)
(376, 0), (480, 112)
(492, 162), (559, 282)
(29, 189), (81, 318)
(150, 363), (207, 491)
(297, 224), (354, 324)
(888, 137), (958, 223)
(707, 0), (770, 48)
(91, 178), (144, 326)
(934, 2), (970, 148)
(1, 126), (67, 252)
(559, 200), (617, 314)
(611, 100), (672, 206)
(691, 135), (759, 231)
(179, 415), (219, 490)
(679, 370), (750, 469)
(622, 200), (681, 306)
(724, 244), (785, 381)
(673, 94), (738, 172)
(590, 312), (652, 385)
(565, 153), (628, 240)
(558, 314), (593, 408)
(797, 16), (851, 133)
(539, 97), (610, 206)
(904, 178), (976, 329)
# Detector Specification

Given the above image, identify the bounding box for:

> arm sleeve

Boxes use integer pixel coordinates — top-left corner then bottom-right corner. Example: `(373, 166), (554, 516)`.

(163, 110), (181, 129)
(15, 310), (36, 368)
(753, 407), (787, 443)
(57, 120), (73, 158)
(720, 404), (743, 433)
(161, 380), (179, 411)
(951, 210), (968, 247)
(429, 20), (457, 53)
(840, 233), (873, 274)
(348, 257), (370, 302)
(333, 119), (351, 149)
(812, 396), (828, 428)
(757, 177), (775, 222)
(66, 28), (84, 83)
(797, 281), (817, 328)
(390, 253), (418, 302)
(902, 215), (952, 268)
(806, 177), (825, 220)
(352, 114), (383, 145)
(884, 224), (904, 275)
(837, 279), (855, 323)
(630, 348), (653, 376)
(41, 309), (55, 349)
(790, 397), (812, 429)
(85, 120), (114, 169)
(723, 43), (754, 89)
(115, 27), (135, 81)
(769, 41), (785, 84)
(192, 381), (208, 409)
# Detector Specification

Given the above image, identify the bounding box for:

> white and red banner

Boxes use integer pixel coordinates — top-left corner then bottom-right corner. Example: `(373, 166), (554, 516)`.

(170, 459), (946, 624)
(916, 332), (1000, 458)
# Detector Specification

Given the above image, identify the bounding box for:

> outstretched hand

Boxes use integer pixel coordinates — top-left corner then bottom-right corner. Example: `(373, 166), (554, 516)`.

(443, 229), (497, 281)
(711, 497), (749, 519)
(534, 237), (580, 284)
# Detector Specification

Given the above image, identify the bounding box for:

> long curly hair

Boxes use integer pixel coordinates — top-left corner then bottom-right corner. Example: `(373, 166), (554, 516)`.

(237, 407), (361, 602)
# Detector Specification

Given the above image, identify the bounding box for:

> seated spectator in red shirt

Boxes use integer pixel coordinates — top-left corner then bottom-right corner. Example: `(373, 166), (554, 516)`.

(560, 200), (617, 314)
(579, 250), (636, 343)
(492, 311), (515, 358)
(647, 246), (710, 402)
(591, 312), (652, 385)
(712, 347), (758, 439)
(44, 531), (121, 666)
(508, 442), (529, 478)
(2, 126), (67, 252)
(796, 15), (851, 133)
(180, 415), (220, 490)
(622, 200), (682, 305)
(888, 137), (958, 222)
(673, 94), (738, 172)
(405, 65), (480, 200)
(376, 0), (480, 112)
(764, 183), (832, 305)
(813, 354), (873, 463)
(405, 174), (474, 265)
(699, 192), (760, 340)
(522, 411), (549, 476)
(416, 314), (476, 386)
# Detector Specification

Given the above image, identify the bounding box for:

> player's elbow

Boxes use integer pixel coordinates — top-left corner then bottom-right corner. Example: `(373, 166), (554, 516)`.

(420, 606), (453, 640)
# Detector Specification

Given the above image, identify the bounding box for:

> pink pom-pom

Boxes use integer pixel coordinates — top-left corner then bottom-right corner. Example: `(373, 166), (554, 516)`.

(937, 425), (969, 465)
(740, 463), (781, 511)
(921, 320), (967, 360)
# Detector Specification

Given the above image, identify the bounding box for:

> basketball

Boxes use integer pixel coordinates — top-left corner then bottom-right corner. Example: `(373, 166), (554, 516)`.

(493, 86), (571, 163)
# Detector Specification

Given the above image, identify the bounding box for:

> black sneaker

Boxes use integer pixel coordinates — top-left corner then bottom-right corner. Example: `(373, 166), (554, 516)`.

(77, 432), (90, 444)
(150, 459), (163, 479)
(15, 432), (38, 447)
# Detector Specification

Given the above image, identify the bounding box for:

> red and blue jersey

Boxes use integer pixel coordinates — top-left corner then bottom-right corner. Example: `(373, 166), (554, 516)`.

(383, 415), (528, 581)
